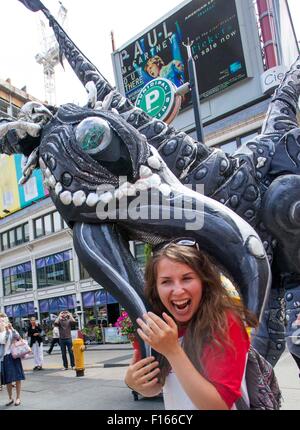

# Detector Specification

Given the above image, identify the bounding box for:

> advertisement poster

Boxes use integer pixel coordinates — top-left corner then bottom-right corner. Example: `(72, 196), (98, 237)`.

(14, 154), (48, 208)
(0, 154), (48, 218)
(116, 0), (247, 107)
(0, 154), (20, 217)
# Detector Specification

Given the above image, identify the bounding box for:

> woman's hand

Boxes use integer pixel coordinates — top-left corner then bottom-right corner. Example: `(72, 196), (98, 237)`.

(125, 349), (161, 397)
(137, 312), (180, 358)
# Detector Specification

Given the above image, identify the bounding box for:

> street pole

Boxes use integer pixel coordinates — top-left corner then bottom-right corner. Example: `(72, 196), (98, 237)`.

(183, 38), (205, 143)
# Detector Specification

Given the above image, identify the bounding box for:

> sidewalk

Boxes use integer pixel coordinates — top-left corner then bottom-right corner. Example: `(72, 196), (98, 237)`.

(22, 342), (133, 371)
(2, 343), (298, 410)
(275, 349), (300, 410)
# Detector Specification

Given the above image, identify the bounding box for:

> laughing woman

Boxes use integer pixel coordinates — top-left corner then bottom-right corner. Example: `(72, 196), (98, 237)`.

(125, 239), (258, 410)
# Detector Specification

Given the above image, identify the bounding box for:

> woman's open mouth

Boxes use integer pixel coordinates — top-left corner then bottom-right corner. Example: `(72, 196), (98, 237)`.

(171, 299), (192, 315)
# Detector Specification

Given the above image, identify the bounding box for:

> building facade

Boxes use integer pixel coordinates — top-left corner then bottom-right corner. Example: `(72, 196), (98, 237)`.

(0, 195), (145, 335)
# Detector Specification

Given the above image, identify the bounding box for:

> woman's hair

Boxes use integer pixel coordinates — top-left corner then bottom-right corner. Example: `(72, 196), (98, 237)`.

(145, 55), (165, 71)
(144, 243), (258, 384)
(0, 312), (7, 318)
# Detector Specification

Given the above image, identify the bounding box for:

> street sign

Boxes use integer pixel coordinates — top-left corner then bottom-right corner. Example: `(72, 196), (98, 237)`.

(261, 65), (288, 94)
(135, 78), (180, 123)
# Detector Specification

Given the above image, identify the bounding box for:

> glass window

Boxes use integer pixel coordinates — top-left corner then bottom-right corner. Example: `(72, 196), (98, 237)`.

(9, 230), (15, 248)
(2, 262), (32, 296)
(15, 226), (23, 246)
(44, 214), (52, 235)
(36, 250), (74, 288)
(35, 217), (44, 238)
(240, 132), (259, 145)
(1, 232), (9, 250)
(219, 140), (238, 154)
(63, 220), (68, 229)
(24, 223), (29, 242)
(79, 262), (90, 279)
(53, 211), (62, 232)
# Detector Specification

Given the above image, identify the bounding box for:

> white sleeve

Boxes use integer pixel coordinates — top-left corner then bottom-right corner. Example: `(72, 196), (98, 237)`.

(0, 331), (7, 344)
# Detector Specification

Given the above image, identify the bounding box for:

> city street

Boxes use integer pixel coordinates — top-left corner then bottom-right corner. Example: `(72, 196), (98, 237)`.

(0, 344), (164, 410)
(0, 343), (298, 410)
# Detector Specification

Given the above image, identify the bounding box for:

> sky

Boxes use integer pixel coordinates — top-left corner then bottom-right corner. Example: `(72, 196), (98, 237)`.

(0, 0), (299, 106)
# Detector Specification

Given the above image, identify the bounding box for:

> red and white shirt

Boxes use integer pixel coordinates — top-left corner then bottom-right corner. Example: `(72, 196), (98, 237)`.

(163, 312), (250, 410)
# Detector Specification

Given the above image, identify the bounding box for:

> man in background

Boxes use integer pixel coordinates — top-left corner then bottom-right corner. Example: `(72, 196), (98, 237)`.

(55, 311), (75, 370)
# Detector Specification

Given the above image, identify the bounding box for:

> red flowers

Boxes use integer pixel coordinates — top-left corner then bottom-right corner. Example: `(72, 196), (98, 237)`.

(114, 311), (136, 341)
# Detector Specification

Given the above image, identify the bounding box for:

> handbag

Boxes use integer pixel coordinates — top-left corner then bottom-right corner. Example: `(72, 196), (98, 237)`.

(11, 338), (32, 359)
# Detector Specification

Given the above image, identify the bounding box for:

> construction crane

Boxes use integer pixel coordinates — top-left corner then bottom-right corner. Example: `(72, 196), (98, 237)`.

(35, 1), (67, 105)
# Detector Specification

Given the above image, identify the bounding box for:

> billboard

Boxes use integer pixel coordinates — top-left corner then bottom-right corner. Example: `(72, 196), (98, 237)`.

(113, 0), (248, 108)
(0, 154), (48, 218)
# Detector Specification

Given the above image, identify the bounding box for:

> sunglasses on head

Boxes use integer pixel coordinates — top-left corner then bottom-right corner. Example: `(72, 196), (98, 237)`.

(153, 238), (200, 254)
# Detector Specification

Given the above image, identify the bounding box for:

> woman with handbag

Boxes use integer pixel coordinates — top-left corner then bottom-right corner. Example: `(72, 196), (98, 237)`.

(27, 317), (44, 371)
(0, 315), (25, 407)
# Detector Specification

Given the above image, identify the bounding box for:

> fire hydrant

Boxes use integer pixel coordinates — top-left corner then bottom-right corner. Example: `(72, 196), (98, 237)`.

(72, 338), (85, 377)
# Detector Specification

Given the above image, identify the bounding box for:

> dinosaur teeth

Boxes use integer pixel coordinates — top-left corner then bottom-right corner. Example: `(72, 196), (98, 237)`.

(44, 168), (51, 178)
(73, 190), (86, 206)
(114, 188), (124, 200)
(60, 191), (72, 205)
(39, 157), (46, 170)
(99, 192), (113, 204)
(121, 182), (136, 196)
(147, 174), (161, 188)
(135, 179), (149, 191)
(139, 165), (152, 178)
(86, 193), (100, 207)
(147, 155), (161, 170)
(55, 182), (63, 195)
(159, 183), (172, 196)
(48, 175), (56, 188)
(43, 178), (49, 189)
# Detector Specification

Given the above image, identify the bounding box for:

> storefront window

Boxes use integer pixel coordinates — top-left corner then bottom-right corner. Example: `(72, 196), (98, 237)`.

(39, 294), (76, 331)
(4, 301), (35, 337)
(82, 290), (119, 328)
(36, 249), (74, 288)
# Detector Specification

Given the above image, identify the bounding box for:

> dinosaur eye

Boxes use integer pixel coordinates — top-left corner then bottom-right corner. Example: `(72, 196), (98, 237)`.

(75, 117), (112, 154)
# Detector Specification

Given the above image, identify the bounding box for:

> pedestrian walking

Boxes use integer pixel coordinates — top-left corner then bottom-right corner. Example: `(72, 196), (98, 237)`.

(125, 239), (258, 410)
(0, 314), (25, 406)
(27, 317), (44, 370)
(47, 322), (60, 354)
(55, 311), (75, 370)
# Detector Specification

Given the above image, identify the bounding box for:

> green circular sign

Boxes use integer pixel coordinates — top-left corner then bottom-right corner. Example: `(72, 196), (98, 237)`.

(135, 78), (176, 120)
